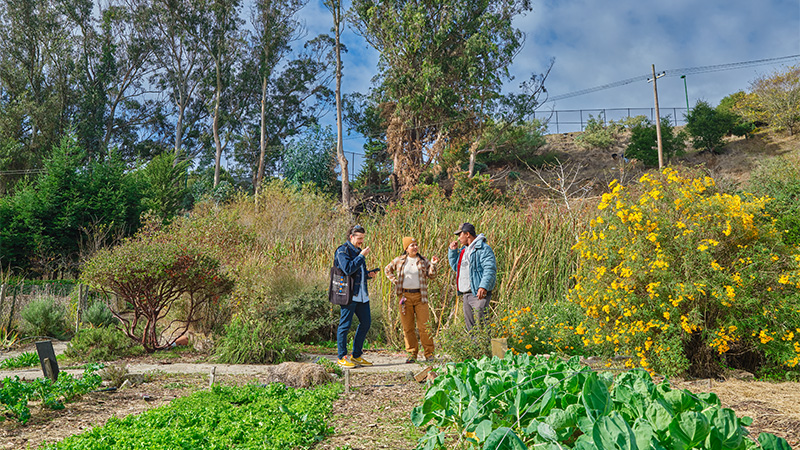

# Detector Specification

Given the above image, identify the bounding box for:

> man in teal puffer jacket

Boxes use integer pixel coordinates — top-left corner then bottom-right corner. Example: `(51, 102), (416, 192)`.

(448, 222), (497, 330)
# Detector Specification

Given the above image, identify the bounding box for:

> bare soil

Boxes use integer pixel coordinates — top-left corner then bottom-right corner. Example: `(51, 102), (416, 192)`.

(2, 351), (798, 449)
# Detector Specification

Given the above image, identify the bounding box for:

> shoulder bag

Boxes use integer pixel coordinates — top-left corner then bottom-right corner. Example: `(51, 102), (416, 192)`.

(328, 263), (353, 306)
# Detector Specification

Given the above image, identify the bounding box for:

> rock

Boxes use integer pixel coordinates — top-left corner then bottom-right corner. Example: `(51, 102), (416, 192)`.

(414, 366), (432, 383)
(123, 374), (145, 385)
(723, 369), (755, 381)
(260, 362), (333, 388)
(189, 332), (214, 352)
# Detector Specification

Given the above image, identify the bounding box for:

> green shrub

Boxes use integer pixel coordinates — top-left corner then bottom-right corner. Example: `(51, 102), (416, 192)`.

(685, 100), (739, 153)
(20, 296), (68, 339)
(451, 172), (511, 209)
(625, 117), (685, 167)
(569, 168), (800, 377)
(496, 300), (586, 357)
(81, 224), (235, 352)
(65, 327), (143, 362)
(82, 301), (118, 328)
(574, 115), (622, 150)
(269, 285), (336, 344)
(436, 323), (492, 362)
(747, 151), (800, 247)
(214, 315), (301, 364)
(475, 119), (547, 167)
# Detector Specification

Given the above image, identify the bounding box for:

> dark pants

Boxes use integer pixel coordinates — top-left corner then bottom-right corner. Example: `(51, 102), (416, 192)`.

(337, 300), (371, 359)
(462, 291), (491, 331)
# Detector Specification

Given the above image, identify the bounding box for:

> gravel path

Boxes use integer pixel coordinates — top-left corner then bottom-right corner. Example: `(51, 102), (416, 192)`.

(0, 341), (428, 380)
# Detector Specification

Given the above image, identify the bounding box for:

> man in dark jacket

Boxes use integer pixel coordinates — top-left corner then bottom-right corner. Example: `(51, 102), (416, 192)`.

(334, 225), (376, 368)
(448, 222), (497, 330)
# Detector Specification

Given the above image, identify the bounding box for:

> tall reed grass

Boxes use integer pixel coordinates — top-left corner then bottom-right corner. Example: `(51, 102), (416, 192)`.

(186, 179), (591, 350)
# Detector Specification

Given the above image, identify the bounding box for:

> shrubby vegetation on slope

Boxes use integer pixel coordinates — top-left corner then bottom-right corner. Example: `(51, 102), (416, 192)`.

(569, 168), (800, 377)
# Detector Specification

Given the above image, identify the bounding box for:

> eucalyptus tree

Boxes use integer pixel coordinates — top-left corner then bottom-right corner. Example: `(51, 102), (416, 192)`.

(350, 0), (533, 192)
(324, 0), (349, 208)
(251, 0), (306, 192)
(61, 0), (159, 161)
(231, 34), (336, 189)
(164, 0), (244, 187)
(0, 0), (73, 189)
(145, 0), (213, 161)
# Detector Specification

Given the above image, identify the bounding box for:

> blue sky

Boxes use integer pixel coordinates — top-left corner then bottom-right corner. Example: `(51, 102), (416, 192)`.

(282, 0), (800, 168)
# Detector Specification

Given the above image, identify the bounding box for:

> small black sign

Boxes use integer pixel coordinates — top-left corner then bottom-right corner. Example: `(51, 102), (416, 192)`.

(35, 341), (59, 381)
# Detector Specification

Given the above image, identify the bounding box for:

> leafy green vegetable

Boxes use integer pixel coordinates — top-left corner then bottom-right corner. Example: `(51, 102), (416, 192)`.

(411, 352), (788, 450)
(44, 383), (341, 450)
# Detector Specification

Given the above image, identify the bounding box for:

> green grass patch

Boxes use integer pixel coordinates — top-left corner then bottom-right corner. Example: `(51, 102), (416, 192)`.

(0, 351), (39, 369)
(43, 382), (342, 450)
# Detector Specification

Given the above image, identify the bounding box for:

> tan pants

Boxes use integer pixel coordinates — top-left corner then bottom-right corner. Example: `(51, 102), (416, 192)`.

(400, 291), (434, 359)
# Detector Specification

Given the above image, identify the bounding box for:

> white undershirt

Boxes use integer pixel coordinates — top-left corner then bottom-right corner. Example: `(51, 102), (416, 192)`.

(457, 249), (470, 292)
(403, 256), (421, 289)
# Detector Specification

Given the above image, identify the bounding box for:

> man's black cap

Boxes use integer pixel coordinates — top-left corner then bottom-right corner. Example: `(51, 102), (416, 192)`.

(453, 222), (476, 236)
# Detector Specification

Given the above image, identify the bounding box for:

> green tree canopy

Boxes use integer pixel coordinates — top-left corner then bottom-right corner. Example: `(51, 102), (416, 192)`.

(350, 0), (532, 191)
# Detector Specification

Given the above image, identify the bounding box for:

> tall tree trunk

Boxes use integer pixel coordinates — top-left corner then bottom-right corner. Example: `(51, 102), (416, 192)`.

(331, 0), (350, 209)
(468, 141), (479, 177)
(334, 41), (349, 208)
(174, 103), (185, 162)
(213, 60), (222, 188)
(257, 76), (268, 192)
(174, 86), (187, 162)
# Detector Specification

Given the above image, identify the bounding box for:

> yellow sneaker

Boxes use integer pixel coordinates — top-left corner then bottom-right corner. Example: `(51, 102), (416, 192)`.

(351, 356), (373, 366)
(337, 357), (356, 368)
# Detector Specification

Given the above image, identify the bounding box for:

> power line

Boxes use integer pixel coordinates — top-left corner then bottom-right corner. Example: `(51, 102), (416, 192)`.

(545, 54), (800, 102)
(0, 169), (47, 176)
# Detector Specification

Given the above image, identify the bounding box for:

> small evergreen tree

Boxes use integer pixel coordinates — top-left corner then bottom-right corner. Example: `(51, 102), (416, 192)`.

(685, 100), (736, 153)
(625, 117), (685, 167)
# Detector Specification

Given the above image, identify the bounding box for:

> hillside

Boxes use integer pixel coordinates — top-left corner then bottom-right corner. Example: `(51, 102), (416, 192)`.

(504, 128), (800, 198)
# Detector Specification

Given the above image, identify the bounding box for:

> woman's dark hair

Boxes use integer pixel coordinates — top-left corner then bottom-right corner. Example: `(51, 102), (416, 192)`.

(348, 225), (366, 237)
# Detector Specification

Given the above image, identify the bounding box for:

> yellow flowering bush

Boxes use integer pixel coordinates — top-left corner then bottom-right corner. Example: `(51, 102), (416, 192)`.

(569, 168), (800, 377)
(495, 301), (585, 356)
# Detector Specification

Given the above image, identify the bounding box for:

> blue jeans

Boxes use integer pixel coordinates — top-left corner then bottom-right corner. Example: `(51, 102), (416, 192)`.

(337, 301), (371, 359)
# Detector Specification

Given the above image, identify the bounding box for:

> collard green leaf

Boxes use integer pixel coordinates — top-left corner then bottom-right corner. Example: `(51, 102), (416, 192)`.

(483, 427), (527, 450)
(592, 411), (638, 450)
(675, 411), (710, 446)
(661, 390), (696, 415)
(538, 421), (559, 442)
(410, 405), (428, 427)
(757, 433), (793, 450)
(644, 401), (672, 434)
(582, 372), (612, 420)
(696, 392), (720, 407)
(545, 408), (576, 430)
(709, 408), (744, 450)
(475, 419), (494, 442)
(561, 392), (580, 408)
(632, 418), (655, 450)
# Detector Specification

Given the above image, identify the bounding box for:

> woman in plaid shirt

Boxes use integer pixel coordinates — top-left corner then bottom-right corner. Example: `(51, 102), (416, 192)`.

(384, 236), (440, 363)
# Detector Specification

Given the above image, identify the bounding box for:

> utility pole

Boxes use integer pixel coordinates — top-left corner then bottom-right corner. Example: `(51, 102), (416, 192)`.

(648, 64), (666, 169)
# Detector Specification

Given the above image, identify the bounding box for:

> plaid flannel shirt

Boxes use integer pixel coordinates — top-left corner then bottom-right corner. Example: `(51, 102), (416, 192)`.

(384, 254), (438, 303)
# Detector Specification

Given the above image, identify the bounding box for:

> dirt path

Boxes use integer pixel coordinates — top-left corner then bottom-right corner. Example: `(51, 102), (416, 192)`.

(0, 343), (426, 380)
(1, 344), (798, 449)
